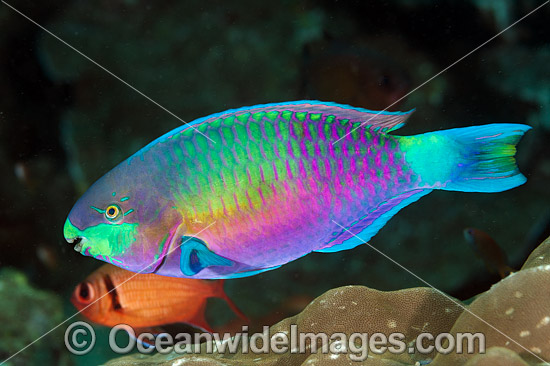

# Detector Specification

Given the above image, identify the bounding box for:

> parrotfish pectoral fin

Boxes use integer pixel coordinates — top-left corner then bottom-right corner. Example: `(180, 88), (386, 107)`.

(316, 189), (432, 253)
(421, 123), (531, 193)
(180, 237), (234, 276)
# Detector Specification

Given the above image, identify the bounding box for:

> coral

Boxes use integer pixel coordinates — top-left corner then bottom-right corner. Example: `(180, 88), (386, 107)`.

(521, 235), (550, 270)
(432, 236), (550, 365)
(462, 347), (529, 366)
(106, 236), (550, 366)
(431, 266), (550, 365)
(106, 286), (464, 366)
(0, 268), (69, 366)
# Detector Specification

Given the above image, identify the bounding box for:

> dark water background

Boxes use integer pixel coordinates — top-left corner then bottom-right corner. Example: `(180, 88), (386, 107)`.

(1, 1), (549, 365)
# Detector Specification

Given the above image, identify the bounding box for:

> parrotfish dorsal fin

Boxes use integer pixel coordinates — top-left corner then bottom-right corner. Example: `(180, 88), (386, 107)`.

(139, 101), (414, 154)
(186, 101), (414, 132)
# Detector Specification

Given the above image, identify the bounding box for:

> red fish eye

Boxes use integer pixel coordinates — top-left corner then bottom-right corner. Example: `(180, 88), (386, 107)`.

(76, 282), (94, 304)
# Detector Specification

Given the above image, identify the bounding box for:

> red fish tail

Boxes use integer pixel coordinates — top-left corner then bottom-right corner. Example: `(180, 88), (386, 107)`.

(214, 280), (249, 323)
(190, 305), (215, 334)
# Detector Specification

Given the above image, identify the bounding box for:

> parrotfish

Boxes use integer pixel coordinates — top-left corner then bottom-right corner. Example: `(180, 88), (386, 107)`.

(71, 263), (246, 333)
(63, 101), (530, 279)
(463, 227), (513, 278)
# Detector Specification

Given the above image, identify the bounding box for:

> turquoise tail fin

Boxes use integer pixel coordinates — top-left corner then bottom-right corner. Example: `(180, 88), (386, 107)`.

(434, 123), (531, 193)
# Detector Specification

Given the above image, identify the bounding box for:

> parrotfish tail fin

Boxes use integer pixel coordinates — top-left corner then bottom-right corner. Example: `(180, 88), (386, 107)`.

(214, 280), (249, 323)
(436, 123), (531, 193)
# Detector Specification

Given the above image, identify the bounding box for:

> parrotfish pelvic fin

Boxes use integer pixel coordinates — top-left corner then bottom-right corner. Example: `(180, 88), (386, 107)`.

(180, 237), (234, 276)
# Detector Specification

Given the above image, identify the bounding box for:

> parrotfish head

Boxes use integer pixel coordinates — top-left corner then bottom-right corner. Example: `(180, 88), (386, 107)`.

(64, 162), (183, 273)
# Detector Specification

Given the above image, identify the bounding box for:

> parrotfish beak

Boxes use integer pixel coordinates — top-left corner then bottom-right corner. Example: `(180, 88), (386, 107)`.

(63, 218), (98, 258)
(64, 219), (85, 253)
(63, 215), (157, 273)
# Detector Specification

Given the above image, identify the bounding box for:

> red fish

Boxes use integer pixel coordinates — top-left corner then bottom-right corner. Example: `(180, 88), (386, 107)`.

(71, 264), (246, 333)
(463, 228), (513, 278)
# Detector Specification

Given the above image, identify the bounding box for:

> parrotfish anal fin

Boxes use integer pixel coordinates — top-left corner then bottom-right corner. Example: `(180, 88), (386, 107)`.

(316, 189), (432, 253)
(180, 237), (234, 276)
(185, 100), (414, 132)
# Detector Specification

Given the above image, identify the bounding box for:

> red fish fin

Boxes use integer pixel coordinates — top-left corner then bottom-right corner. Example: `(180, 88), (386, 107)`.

(214, 280), (249, 323)
(188, 304), (214, 333)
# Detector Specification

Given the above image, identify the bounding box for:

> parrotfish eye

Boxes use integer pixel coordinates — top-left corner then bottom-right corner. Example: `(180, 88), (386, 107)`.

(105, 204), (123, 222)
(76, 281), (94, 304)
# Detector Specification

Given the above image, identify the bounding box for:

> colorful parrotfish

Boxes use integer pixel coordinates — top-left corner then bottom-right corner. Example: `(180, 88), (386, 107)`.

(63, 101), (530, 279)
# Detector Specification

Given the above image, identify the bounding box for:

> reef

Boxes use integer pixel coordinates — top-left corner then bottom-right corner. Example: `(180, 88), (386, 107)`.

(105, 236), (550, 365)
(1, 1), (550, 366)
(0, 269), (69, 366)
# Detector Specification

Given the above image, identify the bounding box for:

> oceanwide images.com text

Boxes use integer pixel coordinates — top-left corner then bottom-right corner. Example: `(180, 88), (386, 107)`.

(65, 322), (485, 361)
